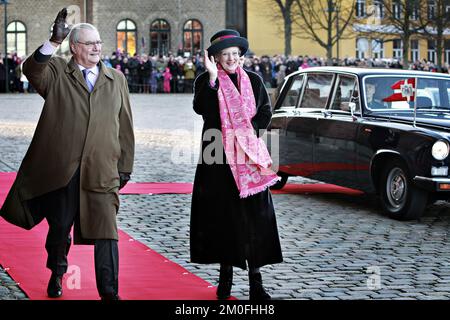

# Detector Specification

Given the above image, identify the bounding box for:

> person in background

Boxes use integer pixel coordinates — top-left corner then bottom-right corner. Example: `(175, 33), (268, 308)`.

(149, 58), (158, 94)
(163, 67), (172, 93)
(183, 58), (196, 93)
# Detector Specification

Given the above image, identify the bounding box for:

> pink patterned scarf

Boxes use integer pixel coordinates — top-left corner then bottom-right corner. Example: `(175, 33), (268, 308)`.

(217, 65), (279, 198)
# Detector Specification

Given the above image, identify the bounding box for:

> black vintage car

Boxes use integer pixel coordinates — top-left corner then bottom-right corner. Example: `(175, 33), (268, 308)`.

(268, 67), (450, 220)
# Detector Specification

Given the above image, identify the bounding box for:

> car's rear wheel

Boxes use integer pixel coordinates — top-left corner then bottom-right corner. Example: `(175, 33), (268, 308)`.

(270, 173), (288, 190)
(379, 159), (428, 220)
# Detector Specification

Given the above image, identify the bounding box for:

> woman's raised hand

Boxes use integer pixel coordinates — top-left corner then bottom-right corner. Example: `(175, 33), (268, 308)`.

(204, 49), (218, 82)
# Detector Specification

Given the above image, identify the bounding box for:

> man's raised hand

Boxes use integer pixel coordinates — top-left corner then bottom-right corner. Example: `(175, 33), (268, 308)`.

(50, 8), (71, 45)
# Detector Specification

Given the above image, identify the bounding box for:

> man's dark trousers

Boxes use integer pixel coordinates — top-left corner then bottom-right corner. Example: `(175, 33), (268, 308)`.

(29, 167), (119, 297)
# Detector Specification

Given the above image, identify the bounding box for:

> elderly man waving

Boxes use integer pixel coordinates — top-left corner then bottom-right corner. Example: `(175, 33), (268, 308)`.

(0, 8), (135, 300)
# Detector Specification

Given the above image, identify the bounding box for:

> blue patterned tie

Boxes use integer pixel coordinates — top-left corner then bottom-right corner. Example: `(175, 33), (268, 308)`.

(82, 69), (93, 92)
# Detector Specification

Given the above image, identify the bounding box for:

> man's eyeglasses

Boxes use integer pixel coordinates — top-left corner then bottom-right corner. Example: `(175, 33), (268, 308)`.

(77, 40), (103, 47)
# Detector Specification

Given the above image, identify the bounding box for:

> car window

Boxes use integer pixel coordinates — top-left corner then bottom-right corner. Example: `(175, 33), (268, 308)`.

(416, 78), (447, 109)
(300, 73), (334, 109)
(331, 75), (360, 112)
(364, 76), (450, 111)
(279, 75), (304, 108)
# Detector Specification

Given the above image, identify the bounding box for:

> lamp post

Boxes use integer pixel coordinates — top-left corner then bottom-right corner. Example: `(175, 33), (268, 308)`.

(326, 2), (340, 63)
(336, 6), (339, 60)
(330, 2), (339, 60)
(1, 0), (9, 93)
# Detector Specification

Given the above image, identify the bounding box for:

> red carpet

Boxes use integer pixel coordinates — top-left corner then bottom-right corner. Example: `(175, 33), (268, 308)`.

(121, 182), (194, 195)
(0, 221), (217, 300)
(121, 182), (363, 196)
(0, 171), (362, 299)
(0, 172), (16, 201)
(0, 172), (219, 300)
(270, 183), (364, 196)
(0, 172), (363, 196)
(279, 163), (370, 177)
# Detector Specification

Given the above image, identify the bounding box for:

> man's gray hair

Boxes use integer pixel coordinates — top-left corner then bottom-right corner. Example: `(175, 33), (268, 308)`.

(69, 23), (99, 54)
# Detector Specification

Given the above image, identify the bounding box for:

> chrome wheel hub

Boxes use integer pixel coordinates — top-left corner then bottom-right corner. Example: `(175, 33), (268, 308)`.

(386, 167), (407, 210)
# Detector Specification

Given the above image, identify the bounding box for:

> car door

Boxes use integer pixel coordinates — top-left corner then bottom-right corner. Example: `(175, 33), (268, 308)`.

(282, 73), (332, 177)
(312, 73), (362, 189)
(268, 74), (306, 174)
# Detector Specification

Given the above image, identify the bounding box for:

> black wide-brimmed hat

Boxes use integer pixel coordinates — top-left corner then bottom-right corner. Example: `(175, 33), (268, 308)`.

(207, 29), (249, 57)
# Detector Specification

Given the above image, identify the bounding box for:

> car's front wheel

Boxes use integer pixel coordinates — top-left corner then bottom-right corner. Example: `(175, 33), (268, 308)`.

(379, 159), (428, 220)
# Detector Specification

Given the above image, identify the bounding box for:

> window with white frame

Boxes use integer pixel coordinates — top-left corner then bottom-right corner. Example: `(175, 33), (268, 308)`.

(117, 19), (137, 56)
(411, 1), (419, 20)
(428, 0), (436, 19)
(7, 21), (27, 57)
(393, 39), (403, 59)
(428, 40), (437, 63)
(411, 39), (419, 62)
(393, 0), (402, 19)
(356, 0), (366, 17)
(373, 0), (384, 18)
(356, 38), (369, 59)
(372, 39), (384, 59)
(183, 19), (203, 57)
(150, 19), (171, 56)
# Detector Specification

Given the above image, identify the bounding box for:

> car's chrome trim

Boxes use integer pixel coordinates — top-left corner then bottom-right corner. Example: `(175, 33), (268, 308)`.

(373, 149), (401, 157)
(414, 176), (450, 192)
(362, 74), (450, 113)
(414, 176), (450, 183)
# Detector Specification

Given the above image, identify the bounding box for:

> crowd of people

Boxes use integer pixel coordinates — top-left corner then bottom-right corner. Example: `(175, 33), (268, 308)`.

(1, 50), (450, 94)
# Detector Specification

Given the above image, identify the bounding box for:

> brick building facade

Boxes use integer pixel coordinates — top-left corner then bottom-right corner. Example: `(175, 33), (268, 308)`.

(0, 0), (227, 58)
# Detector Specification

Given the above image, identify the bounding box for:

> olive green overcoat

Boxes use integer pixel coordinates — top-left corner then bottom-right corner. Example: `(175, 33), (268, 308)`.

(0, 48), (135, 244)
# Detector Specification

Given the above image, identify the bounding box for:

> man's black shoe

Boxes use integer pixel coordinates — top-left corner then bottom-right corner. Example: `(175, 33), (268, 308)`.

(47, 274), (63, 298)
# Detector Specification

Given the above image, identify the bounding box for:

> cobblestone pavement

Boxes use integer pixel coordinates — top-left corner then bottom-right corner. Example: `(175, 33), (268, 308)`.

(1, 93), (450, 300)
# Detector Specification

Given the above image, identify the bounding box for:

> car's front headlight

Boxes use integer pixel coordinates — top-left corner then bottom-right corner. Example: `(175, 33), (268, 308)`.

(432, 140), (450, 160)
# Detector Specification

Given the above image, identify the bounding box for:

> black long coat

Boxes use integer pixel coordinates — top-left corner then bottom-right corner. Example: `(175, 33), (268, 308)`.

(190, 70), (283, 270)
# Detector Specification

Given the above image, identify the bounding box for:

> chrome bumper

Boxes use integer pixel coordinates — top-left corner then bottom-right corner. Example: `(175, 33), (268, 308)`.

(414, 176), (450, 192)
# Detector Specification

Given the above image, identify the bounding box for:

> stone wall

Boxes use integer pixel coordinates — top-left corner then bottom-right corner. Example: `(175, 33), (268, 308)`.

(0, 0), (225, 57)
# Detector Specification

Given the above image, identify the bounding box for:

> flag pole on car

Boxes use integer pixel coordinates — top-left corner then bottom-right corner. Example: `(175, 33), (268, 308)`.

(413, 77), (418, 128)
(401, 78), (418, 128)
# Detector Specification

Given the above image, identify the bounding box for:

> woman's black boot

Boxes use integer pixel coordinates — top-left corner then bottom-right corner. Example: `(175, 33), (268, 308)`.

(249, 271), (271, 300)
(216, 264), (233, 300)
